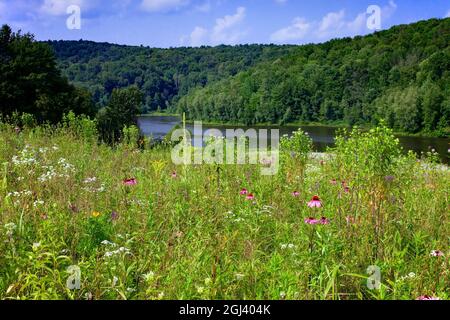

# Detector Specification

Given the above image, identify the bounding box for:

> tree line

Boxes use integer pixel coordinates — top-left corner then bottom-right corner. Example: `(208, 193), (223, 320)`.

(174, 18), (449, 135)
(1, 18), (449, 139)
(48, 40), (296, 113)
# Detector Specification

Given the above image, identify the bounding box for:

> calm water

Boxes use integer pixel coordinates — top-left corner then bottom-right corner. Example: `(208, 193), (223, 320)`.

(138, 116), (449, 164)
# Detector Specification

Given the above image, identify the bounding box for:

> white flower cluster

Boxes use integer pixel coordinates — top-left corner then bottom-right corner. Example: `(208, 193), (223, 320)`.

(82, 176), (106, 193)
(82, 184), (106, 193)
(7, 190), (32, 197)
(4, 222), (16, 237)
(101, 240), (131, 258)
(224, 211), (244, 223)
(11, 145), (37, 166)
(57, 158), (75, 172)
(104, 247), (131, 258)
(305, 164), (321, 175)
(37, 158), (75, 183)
(142, 271), (155, 282)
(38, 166), (57, 182)
(399, 272), (416, 281)
(280, 243), (296, 250)
(33, 200), (44, 207)
(101, 240), (117, 246)
(83, 177), (97, 184)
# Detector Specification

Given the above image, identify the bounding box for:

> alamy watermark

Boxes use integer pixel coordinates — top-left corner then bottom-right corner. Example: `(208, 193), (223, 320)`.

(66, 265), (81, 290)
(170, 122), (280, 175)
(66, 5), (81, 30)
(367, 265), (381, 290)
(367, 5), (382, 30)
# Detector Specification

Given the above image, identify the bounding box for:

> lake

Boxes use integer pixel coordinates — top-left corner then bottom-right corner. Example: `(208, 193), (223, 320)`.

(137, 116), (449, 164)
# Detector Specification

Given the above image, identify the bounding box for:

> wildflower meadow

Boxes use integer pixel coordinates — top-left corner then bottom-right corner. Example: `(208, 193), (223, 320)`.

(0, 115), (448, 300)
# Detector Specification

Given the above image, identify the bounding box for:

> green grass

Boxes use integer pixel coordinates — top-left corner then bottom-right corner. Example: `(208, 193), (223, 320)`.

(0, 120), (448, 300)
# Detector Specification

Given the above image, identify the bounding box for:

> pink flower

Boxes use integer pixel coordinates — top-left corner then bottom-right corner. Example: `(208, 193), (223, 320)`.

(319, 217), (330, 225)
(430, 250), (444, 257)
(307, 195), (322, 208)
(240, 188), (248, 195)
(330, 179), (337, 185)
(246, 193), (255, 201)
(416, 295), (440, 300)
(304, 217), (319, 225)
(171, 171), (177, 178)
(344, 186), (350, 193)
(123, 178), (137, 186)
(292, 191), (300, 197)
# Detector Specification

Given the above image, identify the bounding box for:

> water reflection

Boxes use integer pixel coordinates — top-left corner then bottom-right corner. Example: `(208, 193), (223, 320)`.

(137, 116), (449, 164)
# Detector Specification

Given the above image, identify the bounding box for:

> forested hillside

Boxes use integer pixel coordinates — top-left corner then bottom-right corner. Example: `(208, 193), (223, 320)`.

(175, 18), (449, 134)
(48, 41), (295, 113)
(0, 25), (94, 123)
(48, 18), (449, 135)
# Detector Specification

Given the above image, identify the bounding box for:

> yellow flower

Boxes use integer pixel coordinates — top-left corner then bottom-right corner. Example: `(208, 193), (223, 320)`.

(92, 211), (101, 218)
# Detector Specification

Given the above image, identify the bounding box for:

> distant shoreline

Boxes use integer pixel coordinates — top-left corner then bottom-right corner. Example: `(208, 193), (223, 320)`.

(138, 113), (450, 139)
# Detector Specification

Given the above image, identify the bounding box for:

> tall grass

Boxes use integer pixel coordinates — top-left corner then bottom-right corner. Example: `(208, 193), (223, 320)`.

(0, 116), (448, 300)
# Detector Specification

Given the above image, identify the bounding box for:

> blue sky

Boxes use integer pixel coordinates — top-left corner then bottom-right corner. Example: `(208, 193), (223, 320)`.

(1, 0), (449, 47)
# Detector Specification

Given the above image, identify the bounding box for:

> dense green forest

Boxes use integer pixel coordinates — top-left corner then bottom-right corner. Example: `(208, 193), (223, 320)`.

(2, 18), (449, 136)
(47, 18), (450, 135)
(0, 25), (94, 123)
(175, 18), (449, 135)
(48, 40), (296, 113)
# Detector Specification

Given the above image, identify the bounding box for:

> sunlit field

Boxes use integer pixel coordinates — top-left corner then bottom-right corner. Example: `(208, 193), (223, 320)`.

(0, 115), (448, 300)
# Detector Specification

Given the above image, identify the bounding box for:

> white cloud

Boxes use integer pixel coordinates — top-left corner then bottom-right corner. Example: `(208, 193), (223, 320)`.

(382, 0), (397, 19)
(140, 0), (190, 13)
(270, 17), (310, 42)
(190, 26), (208, 46)
(445, 10), (450, 18)
(40, 0), (88, 16)
(271, 2), (398, 44)
(213, 6), (245, 35)
(317, 9), (345, 38)
(211, 6), (246, 44)
(346, 12), (366, 34)
(184, 6), (247, 46)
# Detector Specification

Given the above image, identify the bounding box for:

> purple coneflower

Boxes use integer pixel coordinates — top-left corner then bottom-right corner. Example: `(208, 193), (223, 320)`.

(416, 295), (440, 300)
(292, 191), (300, 197)
(319, 217), (330, 225)
(240, 188), (248, 195)
(123, 178), (137, 186)
(430, 250), (444, 257)
(330, 179), (337, 185)
(344, 186), (350, 193)
(304, 217), (319, 225)
(307, 195), (322, 208)
(246, 193), (255, 201)
(171, 171), (177, 178)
